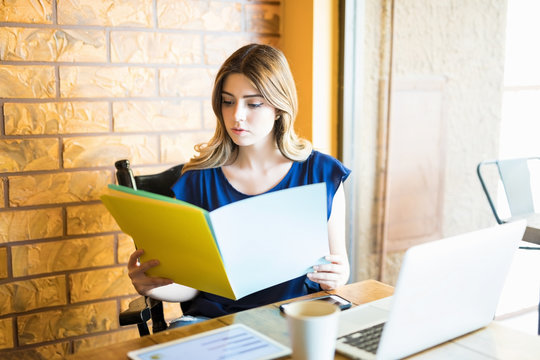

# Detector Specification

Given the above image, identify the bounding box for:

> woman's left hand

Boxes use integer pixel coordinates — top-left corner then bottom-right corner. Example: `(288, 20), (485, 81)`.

(307, 254), (350, 290)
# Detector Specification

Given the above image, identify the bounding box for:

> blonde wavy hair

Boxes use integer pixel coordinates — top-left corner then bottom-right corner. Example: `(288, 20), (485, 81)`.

(182, 43), (312, 173)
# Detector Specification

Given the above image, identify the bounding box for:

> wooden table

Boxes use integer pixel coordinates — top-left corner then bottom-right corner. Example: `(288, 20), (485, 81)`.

(67, 280), (540, 359)
(523, 214), (540, 246)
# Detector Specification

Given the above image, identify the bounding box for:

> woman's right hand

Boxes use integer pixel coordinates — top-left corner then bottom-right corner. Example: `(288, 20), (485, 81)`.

(127, 249), (173, 296)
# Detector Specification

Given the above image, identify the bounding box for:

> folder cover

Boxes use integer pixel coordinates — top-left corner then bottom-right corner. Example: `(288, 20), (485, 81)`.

(101, 183), (329, 300)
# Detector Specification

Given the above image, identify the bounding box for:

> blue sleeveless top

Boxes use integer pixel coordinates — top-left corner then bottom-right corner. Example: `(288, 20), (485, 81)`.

(171, 150), (350, 318)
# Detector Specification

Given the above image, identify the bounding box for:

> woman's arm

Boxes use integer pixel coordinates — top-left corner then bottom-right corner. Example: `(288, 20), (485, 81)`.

(307, 183), (350, 290)
(128, 249), (199, 302)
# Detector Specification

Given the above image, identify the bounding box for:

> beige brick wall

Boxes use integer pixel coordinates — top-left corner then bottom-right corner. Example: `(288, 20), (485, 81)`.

(0, 0), (281, 357)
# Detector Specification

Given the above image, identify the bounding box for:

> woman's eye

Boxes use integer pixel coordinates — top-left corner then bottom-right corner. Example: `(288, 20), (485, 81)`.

(222, 99), (234, 106)
(248, 103), (263, 108)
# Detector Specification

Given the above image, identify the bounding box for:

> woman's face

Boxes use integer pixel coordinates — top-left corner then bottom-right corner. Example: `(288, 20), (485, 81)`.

(221, 73), (277, 148)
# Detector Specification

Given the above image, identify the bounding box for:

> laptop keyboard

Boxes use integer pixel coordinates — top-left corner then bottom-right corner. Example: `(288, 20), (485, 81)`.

(337, 322), (385, 354)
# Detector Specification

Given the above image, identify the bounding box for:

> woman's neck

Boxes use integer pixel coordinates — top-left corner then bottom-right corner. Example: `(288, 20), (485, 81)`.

(223, 141), (293, 195)
(234, 145), (284, 170)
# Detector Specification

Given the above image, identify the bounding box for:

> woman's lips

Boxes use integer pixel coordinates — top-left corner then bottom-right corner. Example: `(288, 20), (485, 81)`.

(231, 128), (247, 135)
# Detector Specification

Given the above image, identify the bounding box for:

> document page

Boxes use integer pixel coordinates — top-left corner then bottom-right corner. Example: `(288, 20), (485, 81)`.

(127, 324), (290, 360)
(209, 183), (329, 298)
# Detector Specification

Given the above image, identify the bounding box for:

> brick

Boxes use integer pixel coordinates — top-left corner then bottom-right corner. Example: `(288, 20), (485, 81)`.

(0, 178), (4, 207)
(0, 247), (7, 279)
(69, 266), (137, 302)
(120, 295), (138, 311)
(118, 233), (135, 264)
(9, 170), (111, 207)
(245, 4), (281, 34)
(11, 236), (115, 277)
(59, 66), (155, 98)
(0, 0), (53, 23)
(58, 0), (152, 27)
(255, 35), (281, 48)
(67, 203), (119, 235)
(113, 100), (201, 132)
(17, 300), (117, 345)
(4, 102), (109, 135)
(0, 28), (106, 62)
(0, 139), (59, 173)
(203, 99), (216, 130)
(0, 208), (62, 243)
(158, 0), (242, 31)
(203, 35), (251, 65)
(0, 276), (67, 315)
(0, 318), (14, 350)
(73, 329), (139, 353)
(161, 132), (213, 164)
(202, 34), (280, 65)
(111, 32), (202, 64)
(0, 65), (55, 98)
(163, 300), (182, 321)
(159, 68), (215, 97)
(62, 135), (158, 168)
(0, 342), (69, 360)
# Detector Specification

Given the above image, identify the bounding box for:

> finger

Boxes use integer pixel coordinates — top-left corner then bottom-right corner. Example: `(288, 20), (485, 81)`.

(324, 254), (346, 264)
(128, 249), (144, 269)
(307, 271), (339, 282)
(128, 259), (160, 279)
(312, 262), (345, 273)
(307, 273), (340, 291)
(136, 276), (173, 288)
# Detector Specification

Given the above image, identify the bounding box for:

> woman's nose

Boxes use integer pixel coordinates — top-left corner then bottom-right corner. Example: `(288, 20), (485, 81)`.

(234, 104), (246, 121)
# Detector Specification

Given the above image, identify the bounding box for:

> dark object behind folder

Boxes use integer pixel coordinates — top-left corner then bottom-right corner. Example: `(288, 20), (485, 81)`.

(115, 159), (184, 337)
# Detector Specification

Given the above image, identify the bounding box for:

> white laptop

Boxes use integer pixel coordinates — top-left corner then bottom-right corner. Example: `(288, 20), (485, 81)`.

(336, 221), (526, 360)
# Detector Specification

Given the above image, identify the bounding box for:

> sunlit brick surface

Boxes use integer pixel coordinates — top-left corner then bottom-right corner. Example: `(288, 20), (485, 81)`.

(203, 35), (252, 65)
(0, 318), (14, 350)
(157, 0), (242, 31)
(0, 248), (7, 279)
(203, 99), (216, 129)
(60, 66), (156, 98)
(245, 4), (281, 34)
(0, 0), (281, 356)
(0, 65), (55, 98)
(17, 301), (118, 345)
(117, 234), (136, 263)
(0, 276), (67, 315)
(0, 0), (53, 23)
(161, 132), (214, 163)
(9, 171), (111, 206)
(1, 343), (69, 360)
(0, 180), (4, 207)
(72, 329), (139, 353)
(0, 139), (59, 172)
(0, 28), (106, 62)
(0, 208), (63, 243)
(159, 67), (215, 97)
(113, 101), (202, 132)
(69, 266), (137, 302)
(63, 135), (158, 168)
(111, 32), (202, 64)
(4, 102), (109, 135)
(57, 0), (152, 27)
(11, 236), (115, 276)
(66, 203), (119, 235)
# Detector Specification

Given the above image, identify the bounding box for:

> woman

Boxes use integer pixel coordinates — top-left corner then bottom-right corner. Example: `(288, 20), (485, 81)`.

(128, 43), (350, 325)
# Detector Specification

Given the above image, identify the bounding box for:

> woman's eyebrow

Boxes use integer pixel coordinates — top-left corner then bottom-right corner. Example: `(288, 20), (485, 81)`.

(221, 91), (263, 99)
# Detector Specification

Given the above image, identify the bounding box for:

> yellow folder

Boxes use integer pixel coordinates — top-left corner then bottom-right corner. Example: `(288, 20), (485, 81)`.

(101, 183), (329, 300)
